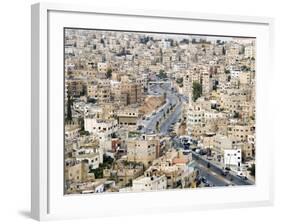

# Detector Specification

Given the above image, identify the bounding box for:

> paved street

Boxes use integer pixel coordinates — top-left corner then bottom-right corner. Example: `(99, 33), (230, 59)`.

(141, 82), (183, 135)
(140, 84), (184, 135)
(192, 152), (254, 186)
(160, 98), (181, 134)
(195, 162), (233, 187)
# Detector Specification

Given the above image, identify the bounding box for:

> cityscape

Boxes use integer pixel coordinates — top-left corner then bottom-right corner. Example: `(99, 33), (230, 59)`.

(64, 28), (256, 194)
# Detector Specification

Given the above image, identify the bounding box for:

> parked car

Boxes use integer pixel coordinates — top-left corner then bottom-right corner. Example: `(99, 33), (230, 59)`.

(169, 132), (176, 138)
(221, 170), (229, 176)
(199, 150), (207, 156)
(236, 171), (248, 180)
(201, 177), (207, 183)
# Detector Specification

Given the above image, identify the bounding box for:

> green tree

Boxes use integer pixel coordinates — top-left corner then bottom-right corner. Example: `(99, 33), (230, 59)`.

(192, 81), (202, 102)
(92, 167), (103, 179)
(66, 94), (72, 122)
(106, 68), (112, 79)
(176, 77), (183, 84)
(158, 69), (167, 79)
(78, 117), (84, 131)
(225, 69), (230, 74)
(160, 48), (163, 63)
(103, 154), (114, 165)
(239, 45), (245, 55)
(156, 121), (160, 132)
(227, 75), (231, 82)
(233, 111), (240, 119)
(222, 46), (226, 55)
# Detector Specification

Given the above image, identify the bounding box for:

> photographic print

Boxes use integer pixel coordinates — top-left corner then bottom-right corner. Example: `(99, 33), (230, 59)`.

(64, 28), (256, 195)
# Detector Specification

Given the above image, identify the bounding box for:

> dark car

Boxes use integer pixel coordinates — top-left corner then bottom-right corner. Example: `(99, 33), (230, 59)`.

(201, 177), (207, 183)
(221, 170), (229, 176)
(199, 150), (207, 156)
(183, 144), (190, 150)
(169, 132), (176, 138)
(237, 175), (248, 180)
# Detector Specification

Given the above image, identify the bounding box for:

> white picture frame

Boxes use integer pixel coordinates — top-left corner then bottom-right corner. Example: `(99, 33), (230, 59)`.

(31, 2), (275, 221)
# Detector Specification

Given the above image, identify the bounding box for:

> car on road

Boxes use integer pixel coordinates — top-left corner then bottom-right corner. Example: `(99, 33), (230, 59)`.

(236, 171), (248, 180)
(224, 167), (231, 171)
(183, 143), (190, 150)
(237, 175), (248, 180)
(199, 149), (207, 156)
(221, 170), (229, 176)
(191, 139), (198, 145)
(201, 176), (207, 184)
(168, 127), (174, 132)
(169, 132), (176, 138)
(182, 150), (191, 155)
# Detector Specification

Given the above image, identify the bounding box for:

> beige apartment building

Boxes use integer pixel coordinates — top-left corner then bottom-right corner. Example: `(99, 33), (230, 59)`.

(219, 94), (247, 113)
(236, 142), (254, 159)
(117, 107), (139, 128)
(228, 124), (255, 142)
(66, 161), (89, 183)
(244, 45), (255, 59)
(212, 134), (237, 155)
(239, 71), (252, 85)
(65, 122), (80, 140)
(103, 164), (143, 188)
(127, 138), (158, 167)
(120, 81), (144, 105)
(75, 145), (103, 170)
(84, 116), (118, 141)
(87, 79), (111, 103)
(144, 150), (197, 188)
(97, 62), (108, 73)
(185, 100), (205, 137)
(131, 175), (167, 192)
(66, 79), (86, 97)
(202, 72), (213, 96)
